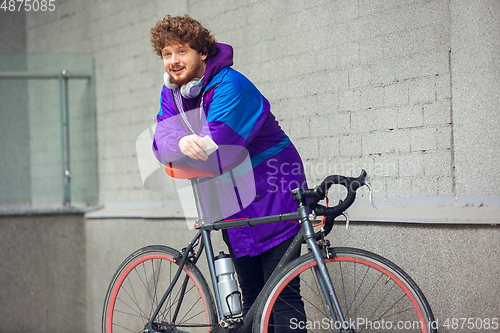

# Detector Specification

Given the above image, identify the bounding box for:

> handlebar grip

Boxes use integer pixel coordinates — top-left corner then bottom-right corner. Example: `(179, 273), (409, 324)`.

(309, 169), (367, 217)
(315, 169), (367, 199)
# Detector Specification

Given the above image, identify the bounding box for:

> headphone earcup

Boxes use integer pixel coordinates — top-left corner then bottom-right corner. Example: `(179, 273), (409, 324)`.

(180, 77), (205, 99)
(164, 72), (179, 89)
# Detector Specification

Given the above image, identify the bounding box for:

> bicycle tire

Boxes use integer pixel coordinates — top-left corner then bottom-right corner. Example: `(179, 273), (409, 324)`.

(253, 247), (436, 333)
(102, 245), (217, 333)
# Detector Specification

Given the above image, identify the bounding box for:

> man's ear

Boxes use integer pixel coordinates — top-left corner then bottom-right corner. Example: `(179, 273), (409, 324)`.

(201, 54), (208, 61)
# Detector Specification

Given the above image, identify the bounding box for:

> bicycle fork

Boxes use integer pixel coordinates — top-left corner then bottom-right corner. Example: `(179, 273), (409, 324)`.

(297, 199), (348, 329)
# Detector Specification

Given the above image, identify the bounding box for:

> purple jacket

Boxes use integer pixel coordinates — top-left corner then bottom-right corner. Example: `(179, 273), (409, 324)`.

(153, 43), (307, 257)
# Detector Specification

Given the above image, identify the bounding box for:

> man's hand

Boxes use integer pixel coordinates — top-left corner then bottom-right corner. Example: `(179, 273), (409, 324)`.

(178, 134), (209, 161)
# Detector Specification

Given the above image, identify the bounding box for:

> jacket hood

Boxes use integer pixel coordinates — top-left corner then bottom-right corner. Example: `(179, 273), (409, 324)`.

(182, 43), (234, 110)
(204, 43), (234, 84)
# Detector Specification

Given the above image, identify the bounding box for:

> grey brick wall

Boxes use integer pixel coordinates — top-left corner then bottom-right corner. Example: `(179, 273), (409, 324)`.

(195, 0), (498, 202)
(450, 0), (500, 196)
(188, 0), (454, 200)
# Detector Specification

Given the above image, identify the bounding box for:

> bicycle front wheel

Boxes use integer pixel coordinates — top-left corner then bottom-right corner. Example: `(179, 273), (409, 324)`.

(253, 247), (436, 333)
(102, 245), (217, 333)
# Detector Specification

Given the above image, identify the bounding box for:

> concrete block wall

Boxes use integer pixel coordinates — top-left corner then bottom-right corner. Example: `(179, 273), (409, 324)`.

(450, 0), (500, 196)
(191, 0), (457, 201)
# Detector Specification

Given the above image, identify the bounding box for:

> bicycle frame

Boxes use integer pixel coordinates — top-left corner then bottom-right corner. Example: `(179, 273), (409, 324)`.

(144, 176), (350, 333)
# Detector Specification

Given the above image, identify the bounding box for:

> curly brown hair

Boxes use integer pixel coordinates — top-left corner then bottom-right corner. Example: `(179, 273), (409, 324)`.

(150, 15), (217, 58)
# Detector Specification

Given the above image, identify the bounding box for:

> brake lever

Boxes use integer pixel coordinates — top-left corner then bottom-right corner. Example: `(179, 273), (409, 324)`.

(364, 175), (377, 210)
(308, 211), (318, 222)
(337, 199), (352, 238)
(342, 210), (351, 238)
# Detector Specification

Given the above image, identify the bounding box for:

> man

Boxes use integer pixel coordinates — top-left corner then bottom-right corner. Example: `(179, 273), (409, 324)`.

(150, 15), (306, 332)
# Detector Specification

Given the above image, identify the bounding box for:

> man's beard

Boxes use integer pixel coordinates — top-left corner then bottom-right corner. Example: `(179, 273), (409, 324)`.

(170, 59), (204, 86)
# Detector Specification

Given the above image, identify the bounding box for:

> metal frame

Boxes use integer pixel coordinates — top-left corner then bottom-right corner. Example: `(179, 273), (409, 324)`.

(145, 177), (346, 332)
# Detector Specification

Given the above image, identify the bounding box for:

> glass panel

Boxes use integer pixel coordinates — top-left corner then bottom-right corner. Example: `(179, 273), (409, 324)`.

(0, 53), (97, 212)
(0, 54), (30, 208)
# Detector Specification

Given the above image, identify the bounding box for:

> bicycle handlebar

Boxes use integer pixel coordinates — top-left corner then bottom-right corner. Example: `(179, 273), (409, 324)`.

(308, 169), (367, 218)
(294, 170), (368, 240)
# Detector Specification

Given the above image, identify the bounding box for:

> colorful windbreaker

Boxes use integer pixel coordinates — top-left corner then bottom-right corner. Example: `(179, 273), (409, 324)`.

(153, 43), (307, 258)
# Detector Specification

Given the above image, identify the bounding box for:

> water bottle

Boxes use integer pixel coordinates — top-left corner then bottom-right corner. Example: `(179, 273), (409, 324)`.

(214, 251), (242, 317)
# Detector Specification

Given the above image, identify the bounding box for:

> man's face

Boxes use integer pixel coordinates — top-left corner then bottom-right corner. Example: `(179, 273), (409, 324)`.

(162, 43), (207, 86)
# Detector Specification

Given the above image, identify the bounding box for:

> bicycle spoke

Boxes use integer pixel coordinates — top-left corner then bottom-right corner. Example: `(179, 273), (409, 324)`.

(339, 261), (349, 317)
(166, 258), (173, 324)
(149, 259), (159, 320)
(125, 268), (151, 324)
(177, 288), (204, 323)
(151, 258), (167, 322)
(178, 300), (208, 324)
(373, 292), (411, 321)
(140, 262), (156, 318)
(133, 264), (153, 305)
(157, 276), (186, 322)
(156, 283), (201, 324)
(351, 270), (385, 318)
(115, 293), (147, 320)
(112, 321), (142, 333)
(365, 277), (397, 323)
(347, 262), (370, 317)
(120, 278), (149, 321)
(382, 305), (421, 320)
(113, 308), (147, 320)
(297, 277), (330, 317)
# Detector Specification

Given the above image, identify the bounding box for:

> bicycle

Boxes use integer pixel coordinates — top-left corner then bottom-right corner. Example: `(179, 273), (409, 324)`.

(102, 162), (437, 333)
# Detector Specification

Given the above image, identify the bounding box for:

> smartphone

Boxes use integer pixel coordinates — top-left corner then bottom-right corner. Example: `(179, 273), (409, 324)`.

(201, 135), (218, 155)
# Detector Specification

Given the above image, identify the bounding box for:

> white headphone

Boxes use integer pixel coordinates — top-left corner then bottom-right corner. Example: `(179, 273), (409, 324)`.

(164, 72), (205, 99)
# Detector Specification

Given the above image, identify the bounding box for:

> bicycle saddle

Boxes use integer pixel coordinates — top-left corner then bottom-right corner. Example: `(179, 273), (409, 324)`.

(165, 162), (216, 179)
